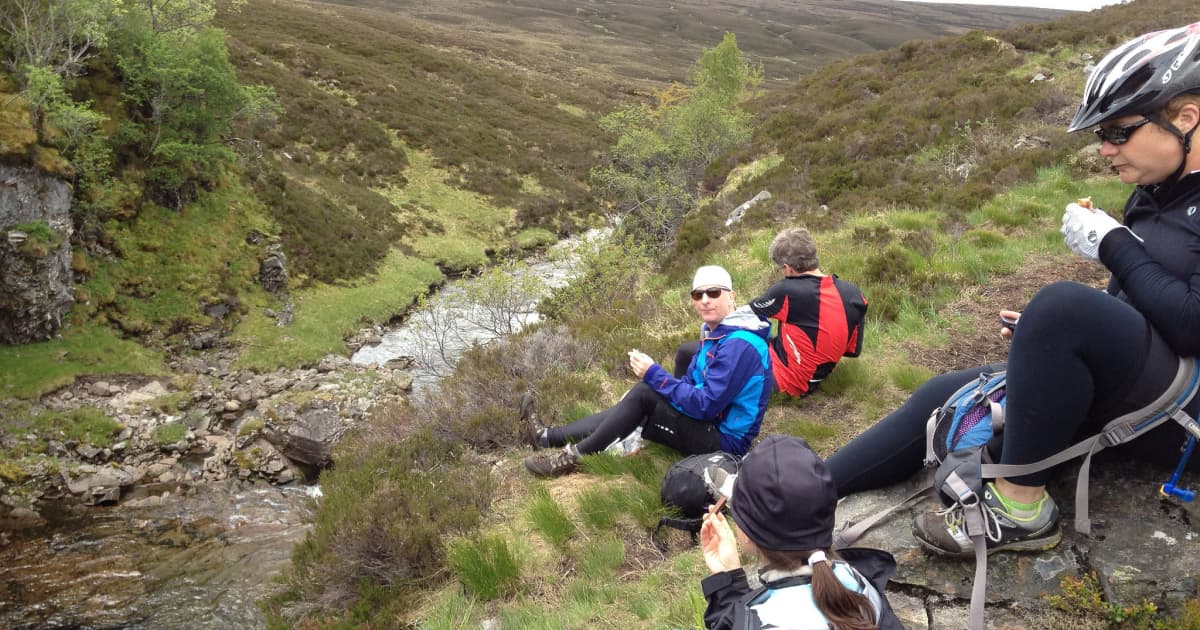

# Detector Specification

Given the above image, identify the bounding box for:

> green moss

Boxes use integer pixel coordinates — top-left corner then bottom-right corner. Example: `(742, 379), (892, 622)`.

(33, 146), (73, 178)
(232, 249), (442, 370)
(0, 460), (30, 484)
(23, 407), (124, 448)
(0, 88), (36, 160)
(238, 418), (265, 436)
(80, 181), (274, 340)
(10, 221), (62, 257)
(512, 227), (558, 251)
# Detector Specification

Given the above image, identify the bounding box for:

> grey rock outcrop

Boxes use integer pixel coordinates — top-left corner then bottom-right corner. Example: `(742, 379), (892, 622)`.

(837, 456), (1200, 627)
(0, 165), (73, 344)
(258, 249), (288, 294)
(262, 405), (348, 468)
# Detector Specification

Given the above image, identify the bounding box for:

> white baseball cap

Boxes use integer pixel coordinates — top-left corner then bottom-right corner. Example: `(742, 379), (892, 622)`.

(692, 265), (733, 291)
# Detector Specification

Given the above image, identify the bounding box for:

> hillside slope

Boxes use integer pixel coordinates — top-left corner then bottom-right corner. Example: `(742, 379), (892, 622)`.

(267, 1), (1200, 628)
(319, 0), (1067, 84)
(216, 0), (1068, 284)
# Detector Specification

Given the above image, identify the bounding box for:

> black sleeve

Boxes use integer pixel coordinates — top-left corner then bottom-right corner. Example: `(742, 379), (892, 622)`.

(838, 280), (868, 358)
(749, 282), (787, 320)
(1101, 229), (1200, 356)
(701, 568), (751, 630)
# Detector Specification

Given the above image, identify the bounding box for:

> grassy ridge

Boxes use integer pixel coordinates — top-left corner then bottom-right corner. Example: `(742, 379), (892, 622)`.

(219, 0), (616, 284)
(713, 1), (1195, 226)
(323, 0), (1067, 85)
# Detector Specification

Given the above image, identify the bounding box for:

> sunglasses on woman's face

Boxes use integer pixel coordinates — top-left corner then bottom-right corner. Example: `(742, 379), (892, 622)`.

(1094, 118), (1152, 145)
(690, 288), (726, 301)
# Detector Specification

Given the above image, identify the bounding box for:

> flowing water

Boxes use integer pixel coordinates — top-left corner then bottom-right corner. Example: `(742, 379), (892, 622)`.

(0, 482), (318, 629)
(351, 229), (606, 394)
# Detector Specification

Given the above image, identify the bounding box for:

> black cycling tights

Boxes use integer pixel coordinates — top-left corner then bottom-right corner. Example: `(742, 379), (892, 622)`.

(828, 281), (1195, 497)
(546, 384), (658, 454)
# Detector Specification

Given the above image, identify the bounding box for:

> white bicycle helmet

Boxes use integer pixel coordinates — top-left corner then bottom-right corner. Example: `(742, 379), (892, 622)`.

(1069, 22), (1200, 133)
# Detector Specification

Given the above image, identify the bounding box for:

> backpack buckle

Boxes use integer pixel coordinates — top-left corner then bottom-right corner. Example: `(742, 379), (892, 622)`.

(1101, 424), (1135, 447)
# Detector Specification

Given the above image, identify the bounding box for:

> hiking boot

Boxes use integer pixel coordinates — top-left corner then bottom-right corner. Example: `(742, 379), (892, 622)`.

(520, 391), (549, 449)
(912, 482), (1061, 557)
(524, 447), (579, 478)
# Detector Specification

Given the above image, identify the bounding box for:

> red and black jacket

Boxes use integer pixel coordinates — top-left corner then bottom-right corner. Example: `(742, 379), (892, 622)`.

(749, 274), (867, 397)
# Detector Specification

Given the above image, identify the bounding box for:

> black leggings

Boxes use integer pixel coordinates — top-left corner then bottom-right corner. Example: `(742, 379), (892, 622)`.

(546, 381), (722, 456)
(828, 281), (1198, 497)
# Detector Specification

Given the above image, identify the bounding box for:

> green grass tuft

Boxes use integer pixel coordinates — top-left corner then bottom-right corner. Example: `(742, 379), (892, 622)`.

(573, 533), (625, 579)
(526, 484), (576, 549)
(446, 533), (522, 601)
(152, 422), (187, 445)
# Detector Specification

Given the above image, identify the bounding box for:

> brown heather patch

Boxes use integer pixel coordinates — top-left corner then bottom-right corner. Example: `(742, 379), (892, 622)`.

(912, 253), (1108, 376)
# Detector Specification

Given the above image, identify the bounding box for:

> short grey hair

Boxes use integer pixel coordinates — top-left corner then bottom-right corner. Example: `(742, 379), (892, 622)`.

(769, 228), (819, 272)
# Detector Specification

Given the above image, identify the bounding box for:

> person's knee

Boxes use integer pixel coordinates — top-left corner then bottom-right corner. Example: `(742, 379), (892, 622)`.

(1022, 281), (1107, 331)
(674, 341), (700, 378)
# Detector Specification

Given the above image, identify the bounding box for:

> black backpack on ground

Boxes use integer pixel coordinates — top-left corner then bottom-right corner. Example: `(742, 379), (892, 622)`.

(653, 451), (740, 546)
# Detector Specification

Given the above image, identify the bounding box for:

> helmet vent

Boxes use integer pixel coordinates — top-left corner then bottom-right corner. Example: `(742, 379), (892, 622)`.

(1101, 65), (1155, 115)
(1121, 48), (1151, 72)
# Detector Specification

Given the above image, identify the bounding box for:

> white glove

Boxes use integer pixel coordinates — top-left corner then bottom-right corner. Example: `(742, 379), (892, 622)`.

(1060, 202), (1137, 261)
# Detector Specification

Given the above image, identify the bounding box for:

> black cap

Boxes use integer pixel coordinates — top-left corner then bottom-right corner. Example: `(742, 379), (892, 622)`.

(729, 434), (836, 551)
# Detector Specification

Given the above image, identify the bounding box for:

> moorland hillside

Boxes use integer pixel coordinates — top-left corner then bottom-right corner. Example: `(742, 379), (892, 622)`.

(4, 0), (1198, 627)
(260, 0), (1200, 628)
(315, 0), (1066, 84)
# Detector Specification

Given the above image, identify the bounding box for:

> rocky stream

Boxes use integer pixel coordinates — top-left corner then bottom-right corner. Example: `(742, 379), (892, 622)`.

(0, 231), (598, 628)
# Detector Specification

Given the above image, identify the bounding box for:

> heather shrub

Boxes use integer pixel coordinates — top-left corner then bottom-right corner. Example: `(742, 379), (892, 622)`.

(540, 238), (659, 371)
(428, 325), (596, 450)
(282, 422), (493, 621)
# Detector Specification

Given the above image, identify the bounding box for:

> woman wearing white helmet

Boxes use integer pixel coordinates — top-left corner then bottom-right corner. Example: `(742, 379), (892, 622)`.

(824, 21), (1200, 557)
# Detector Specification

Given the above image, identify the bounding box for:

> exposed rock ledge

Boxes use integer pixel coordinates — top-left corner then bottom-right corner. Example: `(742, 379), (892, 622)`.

(0, 164), (74, 344)
(837, 456), (1200, 628)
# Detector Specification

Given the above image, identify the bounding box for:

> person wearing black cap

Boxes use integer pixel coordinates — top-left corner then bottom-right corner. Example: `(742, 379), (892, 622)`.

(699, 435), (901, 630)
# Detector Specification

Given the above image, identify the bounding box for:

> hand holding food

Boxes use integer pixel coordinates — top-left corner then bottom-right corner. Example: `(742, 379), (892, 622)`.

(1061, 198), (1130, 261)
(628, 349), (653, 378)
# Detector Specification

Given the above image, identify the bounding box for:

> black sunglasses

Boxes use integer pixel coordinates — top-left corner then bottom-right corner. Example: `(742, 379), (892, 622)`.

(1094, 118), (1152, 145)
(690, 288), (726, 301)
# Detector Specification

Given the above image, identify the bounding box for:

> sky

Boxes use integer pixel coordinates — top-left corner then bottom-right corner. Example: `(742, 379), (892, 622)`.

(899, 0), (1127, 10)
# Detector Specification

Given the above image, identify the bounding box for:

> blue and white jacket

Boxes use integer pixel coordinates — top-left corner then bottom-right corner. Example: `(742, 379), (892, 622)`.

(642, 307), (772, 456)
(702, 548), (904, 630)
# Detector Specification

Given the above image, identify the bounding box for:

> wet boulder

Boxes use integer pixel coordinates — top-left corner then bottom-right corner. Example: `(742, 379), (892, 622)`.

(262, 405), (348, 469)
(61, 464), (141, 505)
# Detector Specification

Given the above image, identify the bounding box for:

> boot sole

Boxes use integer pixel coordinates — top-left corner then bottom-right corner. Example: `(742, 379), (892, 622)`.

(914, 526), (1062, 557)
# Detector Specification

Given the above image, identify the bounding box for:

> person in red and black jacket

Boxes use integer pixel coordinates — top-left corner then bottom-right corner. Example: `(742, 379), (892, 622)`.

(748, 227), (867, 398)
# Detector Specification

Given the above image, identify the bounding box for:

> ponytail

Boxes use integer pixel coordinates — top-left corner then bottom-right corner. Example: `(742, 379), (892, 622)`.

(809, 550), (877, 630)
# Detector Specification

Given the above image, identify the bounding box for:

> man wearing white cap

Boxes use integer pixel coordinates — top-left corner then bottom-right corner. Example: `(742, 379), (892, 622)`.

(525, 265), (773, 477)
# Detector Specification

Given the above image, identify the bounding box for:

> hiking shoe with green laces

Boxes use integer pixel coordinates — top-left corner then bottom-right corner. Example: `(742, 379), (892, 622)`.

(912, 482), (1061, 557)
(524, 447), (579, 478)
